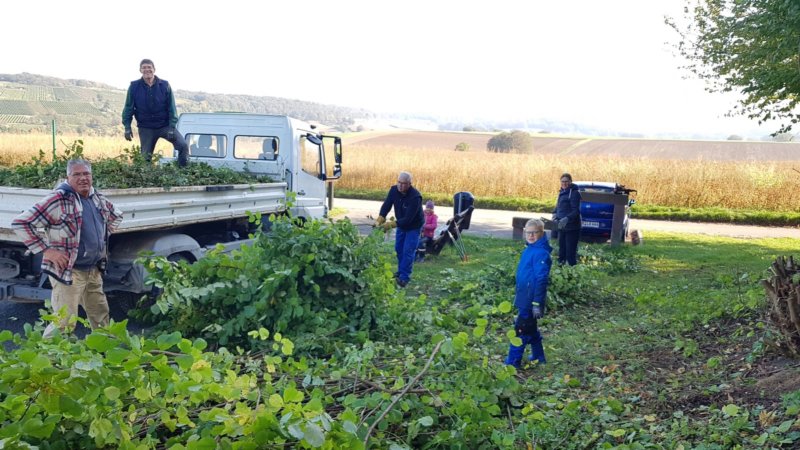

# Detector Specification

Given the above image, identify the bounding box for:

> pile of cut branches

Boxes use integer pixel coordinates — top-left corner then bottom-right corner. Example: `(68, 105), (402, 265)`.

(762, 255), (800, 355)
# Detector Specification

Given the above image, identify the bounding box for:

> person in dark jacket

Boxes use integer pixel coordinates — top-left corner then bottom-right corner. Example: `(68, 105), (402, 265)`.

(375, 171), (424, 287)
(122, 59), (189, 167)
(505, 218), (552, 368)
(553, 172), (582, 265)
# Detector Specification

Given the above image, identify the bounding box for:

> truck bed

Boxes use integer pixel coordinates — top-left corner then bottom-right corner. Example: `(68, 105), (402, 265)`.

(0, 183), (286, 243)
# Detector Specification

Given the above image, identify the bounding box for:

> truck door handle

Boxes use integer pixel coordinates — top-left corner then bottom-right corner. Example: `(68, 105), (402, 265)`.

(297, 190), (306, 196)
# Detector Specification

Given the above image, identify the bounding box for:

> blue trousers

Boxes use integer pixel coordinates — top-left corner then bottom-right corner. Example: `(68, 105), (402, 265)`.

(558, 228), (580, 266)
(138, 126), (189, 167)
(504, 309), (545, 367)
(395, 227), (421, 283)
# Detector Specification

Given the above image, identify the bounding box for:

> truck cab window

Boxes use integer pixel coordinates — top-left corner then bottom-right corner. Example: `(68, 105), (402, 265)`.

(187, 134), (225, 157)
(234, 135), (280, 160)
(299, 136), (322, 178)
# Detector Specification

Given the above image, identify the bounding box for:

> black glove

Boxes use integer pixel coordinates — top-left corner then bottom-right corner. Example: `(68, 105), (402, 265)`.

(531, 302), (544, 319)
(557, 217), (568, 230)
(166, 128), (176, 140)
(124, 129), (133, 141)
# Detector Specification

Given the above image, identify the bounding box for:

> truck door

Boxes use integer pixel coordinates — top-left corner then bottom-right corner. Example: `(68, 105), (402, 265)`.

(295, 134), (327, 220)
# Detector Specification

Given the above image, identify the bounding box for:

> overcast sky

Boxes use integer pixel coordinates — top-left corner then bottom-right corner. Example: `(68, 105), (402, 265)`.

(2, 1), (772, 137)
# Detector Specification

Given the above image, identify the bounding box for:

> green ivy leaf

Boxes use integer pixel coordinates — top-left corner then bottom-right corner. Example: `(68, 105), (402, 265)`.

(498, 301), (512, 313)
(722, 404), (740, 417)
(88, 417), (114, 446)
(269, 394), (284, 408)
(605, 428), (626, 438)
(85, 334), (116, 352)
(157, 332), (182, 350)
(417, 416), (434, 427)
(284, 386), (304, 403)
(58, 395), (84, 418)
(303, 423), (325, 447)
(104, 386), (121, 401)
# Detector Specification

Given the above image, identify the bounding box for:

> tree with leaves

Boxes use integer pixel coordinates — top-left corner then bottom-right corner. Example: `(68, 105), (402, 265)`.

(486, 130), (534, 153)
(668, 0), (800, 133)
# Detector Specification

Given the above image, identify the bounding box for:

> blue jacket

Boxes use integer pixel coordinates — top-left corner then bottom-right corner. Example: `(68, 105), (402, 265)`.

(379, 185), (424, 231)
(514, 236), (553, 310)
(121, 76), (179, 130)
(555, 184), (582, 231)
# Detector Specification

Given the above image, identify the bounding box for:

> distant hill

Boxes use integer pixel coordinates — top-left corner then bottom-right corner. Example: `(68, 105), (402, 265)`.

(0, 73), (375, 135)
(0, 73), (791, 141)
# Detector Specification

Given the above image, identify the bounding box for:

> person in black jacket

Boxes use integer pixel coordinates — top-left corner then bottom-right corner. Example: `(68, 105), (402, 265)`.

(553, 172), (582, 265)
(122, 59), (189, 167)
(375, 171), (424, 287)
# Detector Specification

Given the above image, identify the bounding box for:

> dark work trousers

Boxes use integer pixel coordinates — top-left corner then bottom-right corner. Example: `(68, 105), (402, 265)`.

(504, 308), (545, 367)
(558, 228), (580, 266)
(138, 126), (189, 167)
(395, 227), (421, 283)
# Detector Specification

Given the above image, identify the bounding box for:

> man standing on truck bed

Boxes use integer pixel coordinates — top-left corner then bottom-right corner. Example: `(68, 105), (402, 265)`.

(375, 171), (424, 287)
(122, 58), (189, 167)
(12, 159), (123, 338)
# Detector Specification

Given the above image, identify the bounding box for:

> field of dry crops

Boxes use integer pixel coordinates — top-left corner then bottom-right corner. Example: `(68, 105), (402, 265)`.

(2, 132), (799, 212)
(341, 145), (800, 212)
(0, 134), (174, 166)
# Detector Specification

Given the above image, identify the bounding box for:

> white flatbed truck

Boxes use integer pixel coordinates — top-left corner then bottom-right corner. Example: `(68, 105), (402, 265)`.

(0, 113), (342, 302)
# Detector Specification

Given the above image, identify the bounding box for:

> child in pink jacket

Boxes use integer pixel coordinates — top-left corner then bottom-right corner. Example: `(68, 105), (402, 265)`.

(417, 200), (438, 261)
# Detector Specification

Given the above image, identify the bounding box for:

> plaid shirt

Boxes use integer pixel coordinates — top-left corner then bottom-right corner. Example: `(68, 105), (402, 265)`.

(12, 183), (123, 284)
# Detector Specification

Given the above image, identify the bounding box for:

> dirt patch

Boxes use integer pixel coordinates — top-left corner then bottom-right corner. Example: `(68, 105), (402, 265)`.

(628, 316), (800, 417)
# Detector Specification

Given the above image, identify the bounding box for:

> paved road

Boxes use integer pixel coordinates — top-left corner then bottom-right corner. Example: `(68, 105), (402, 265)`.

(333, 198), (800, 240)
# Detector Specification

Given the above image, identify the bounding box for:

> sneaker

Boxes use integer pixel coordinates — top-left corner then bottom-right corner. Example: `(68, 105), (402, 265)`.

(396, 278), (409, 288)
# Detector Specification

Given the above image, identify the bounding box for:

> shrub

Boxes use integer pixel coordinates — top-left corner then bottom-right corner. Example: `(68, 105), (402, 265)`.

(142, 214), (394, 351)
(454, 142), (470, 152)
(486, 130), (533, 153)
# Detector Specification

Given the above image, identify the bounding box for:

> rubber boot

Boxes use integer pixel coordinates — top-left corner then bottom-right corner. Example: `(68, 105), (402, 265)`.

(528, 330), (546, 364)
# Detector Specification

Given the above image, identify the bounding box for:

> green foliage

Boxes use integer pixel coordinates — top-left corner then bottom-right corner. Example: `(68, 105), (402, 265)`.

(141, 215), (393, 351)
(3, 230), (800, 448)
(0, 322), (368, 449)
(668, 0), (800, 133)
(454, 142), (470, 152)
(486, 130), (534, 153)
(0, 140), (273, 188)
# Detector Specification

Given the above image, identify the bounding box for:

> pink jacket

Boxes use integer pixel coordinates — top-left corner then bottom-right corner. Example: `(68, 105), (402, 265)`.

(422, 213), (438, 238)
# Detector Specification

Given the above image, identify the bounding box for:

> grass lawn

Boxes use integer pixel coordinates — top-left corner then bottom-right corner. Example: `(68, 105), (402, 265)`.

(398, 230), (800, 447)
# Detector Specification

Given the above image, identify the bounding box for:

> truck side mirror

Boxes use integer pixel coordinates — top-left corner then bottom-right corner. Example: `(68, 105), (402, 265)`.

(333, 137), (342, 178)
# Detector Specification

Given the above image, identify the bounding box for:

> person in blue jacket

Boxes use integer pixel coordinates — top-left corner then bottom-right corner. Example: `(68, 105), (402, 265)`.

(553, 172), (582, 265)
(374, 171), (424, 287)
(505, 218), (552, 368)
(122, 59), (189, 167)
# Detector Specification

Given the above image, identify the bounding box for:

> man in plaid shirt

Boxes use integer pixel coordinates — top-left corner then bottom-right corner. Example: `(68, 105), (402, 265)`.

(12, 159), (123, 337)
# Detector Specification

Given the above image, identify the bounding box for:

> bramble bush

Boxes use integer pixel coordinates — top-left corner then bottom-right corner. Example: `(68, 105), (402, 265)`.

(141, 214), (394, 352)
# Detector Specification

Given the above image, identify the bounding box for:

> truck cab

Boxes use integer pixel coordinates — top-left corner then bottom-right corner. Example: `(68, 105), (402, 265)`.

(171, 113), (342, 221)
